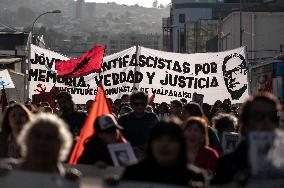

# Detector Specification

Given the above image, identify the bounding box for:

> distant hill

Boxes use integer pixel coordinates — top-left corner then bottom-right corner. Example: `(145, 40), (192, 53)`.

(0, 0), (170, 35)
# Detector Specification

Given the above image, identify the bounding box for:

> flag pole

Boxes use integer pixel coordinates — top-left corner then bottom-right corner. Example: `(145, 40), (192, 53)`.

(97, 45), (106, 86)
(134, 44), (140, 91)
(24, 32), (32, 103)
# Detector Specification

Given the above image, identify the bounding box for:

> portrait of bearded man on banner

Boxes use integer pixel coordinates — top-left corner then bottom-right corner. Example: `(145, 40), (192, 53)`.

(222, 53), (248, 100)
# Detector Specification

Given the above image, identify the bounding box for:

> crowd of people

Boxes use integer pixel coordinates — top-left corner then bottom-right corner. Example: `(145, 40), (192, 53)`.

(0, 90), (282, 187)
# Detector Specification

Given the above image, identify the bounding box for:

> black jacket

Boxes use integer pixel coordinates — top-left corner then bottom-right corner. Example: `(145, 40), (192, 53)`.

(78, 136), (113, 165)
(211, 139), (250, 185)
(122, 159), (206, 186)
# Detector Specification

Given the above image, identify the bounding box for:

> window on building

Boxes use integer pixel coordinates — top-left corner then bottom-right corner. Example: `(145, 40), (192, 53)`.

(179, 14), (185, 23)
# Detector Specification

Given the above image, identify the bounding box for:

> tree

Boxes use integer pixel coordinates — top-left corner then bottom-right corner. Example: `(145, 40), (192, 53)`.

(166, 3), (172, 8)
(158, 4), (165, 9)
(152, 0), (158, 8)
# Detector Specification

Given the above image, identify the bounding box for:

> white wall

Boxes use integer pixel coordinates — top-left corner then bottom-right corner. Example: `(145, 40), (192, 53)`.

(220, 12), (284, 62)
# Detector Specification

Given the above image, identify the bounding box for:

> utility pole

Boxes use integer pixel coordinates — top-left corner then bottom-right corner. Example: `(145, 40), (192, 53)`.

(240, 0), (243, 47)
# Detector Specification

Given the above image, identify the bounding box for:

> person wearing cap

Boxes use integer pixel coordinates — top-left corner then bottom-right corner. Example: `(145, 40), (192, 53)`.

(78, 114), (127, 166)
(55, 91), (87, 138)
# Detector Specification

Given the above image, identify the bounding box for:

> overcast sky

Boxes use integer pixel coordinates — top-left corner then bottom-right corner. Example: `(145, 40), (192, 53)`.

(85, 0), (171, 7)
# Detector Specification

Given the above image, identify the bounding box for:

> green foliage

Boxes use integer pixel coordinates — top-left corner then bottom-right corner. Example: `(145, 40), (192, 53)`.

(152, 0), (158, 8)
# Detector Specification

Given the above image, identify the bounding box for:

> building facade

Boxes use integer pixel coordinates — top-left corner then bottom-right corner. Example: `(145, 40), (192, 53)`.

(185, 19), (218, 53)
(0, 32), (27, 103)
(219, 11), (284, 63)
(167, 0), (259, 53)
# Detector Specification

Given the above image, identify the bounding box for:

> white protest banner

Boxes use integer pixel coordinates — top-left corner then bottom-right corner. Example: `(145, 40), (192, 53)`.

(29, 45), (248, 104)
(29, 45), (136, 104)
(137, 47), (249, 104)
(88, 46), (137, 100)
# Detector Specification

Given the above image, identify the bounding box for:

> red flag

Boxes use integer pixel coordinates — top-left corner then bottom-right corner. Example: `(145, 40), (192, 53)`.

(69, 85), (111, 164)
(263, 69), (274, 92)
(147, 93), (155, 107)
(0, 87), (8, 112)
(55, 46), (105, 78)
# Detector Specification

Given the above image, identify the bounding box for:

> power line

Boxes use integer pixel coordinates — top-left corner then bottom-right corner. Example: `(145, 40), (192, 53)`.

(0, 22), (18, 32)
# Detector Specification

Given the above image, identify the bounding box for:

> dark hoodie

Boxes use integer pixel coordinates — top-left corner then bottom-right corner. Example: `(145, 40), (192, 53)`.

(122, 120), (207, 186)
(78, 136), (113, 165)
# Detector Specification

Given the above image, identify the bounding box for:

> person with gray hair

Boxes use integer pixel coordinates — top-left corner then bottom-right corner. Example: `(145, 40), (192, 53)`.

(0, 113), (81, 180)
(212, 113), (238, 142)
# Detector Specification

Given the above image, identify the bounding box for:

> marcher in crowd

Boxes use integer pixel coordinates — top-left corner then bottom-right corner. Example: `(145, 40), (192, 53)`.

(85, 99), (93, 114)
(182, 102), (222, 154)
(183, 117), (219, 174)
(121, 94), (130, 103)
(114, 99), (122, 110)
(118, 92), (158, 148)
(156, 102), (170, 120)
(210, 100), (223, 119)
(202, 103), (211, 122)
(78, 114), (127, 166)
(0, 113), (81, 180)
(145, 105), (154, 113)
(118, 106), (132, 118)
(122, 118), (207, 187)
(39, 106), (53, 113)
(0, 103), (32, 158)
(56, 91), (87, 138)
(24, 104), (38, 114)
(211, 92), (281, 185)
(180, 98), (187, 106)
(223, 99), (232, 110)
(170, 100), (183, 119)
(212, 113), (238, 142)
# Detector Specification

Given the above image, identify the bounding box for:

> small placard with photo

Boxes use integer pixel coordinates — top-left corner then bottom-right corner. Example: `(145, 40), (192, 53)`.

(249, 131), (284, 178)
(222, 132), (241, 154)
(192, 93), (204, 106)
(107, 143), (138, 167)
(249, 131), (276, 177)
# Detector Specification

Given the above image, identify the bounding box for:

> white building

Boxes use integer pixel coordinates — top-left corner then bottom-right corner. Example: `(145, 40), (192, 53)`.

(219, 11), (284, 63)
(171, 0), (213, 52)
(170, 0), (242, 53)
